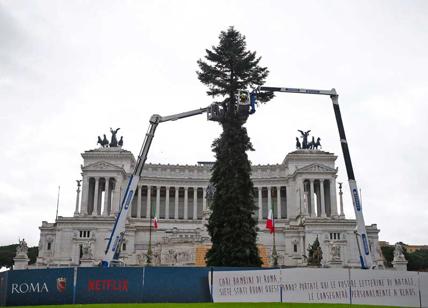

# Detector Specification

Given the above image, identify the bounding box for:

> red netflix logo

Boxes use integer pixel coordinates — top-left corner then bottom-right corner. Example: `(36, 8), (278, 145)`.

(87, 280), (128, 292)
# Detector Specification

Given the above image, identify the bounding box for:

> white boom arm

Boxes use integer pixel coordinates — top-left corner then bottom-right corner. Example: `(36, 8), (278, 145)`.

(254, 86), (374, 269)
(102, 107), (208, 267)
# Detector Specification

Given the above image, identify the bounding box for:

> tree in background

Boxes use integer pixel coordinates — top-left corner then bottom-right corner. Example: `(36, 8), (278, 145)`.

(197, 27), (272, 266)
(381, 243), (428, 271)
(0, 245), (38, 269)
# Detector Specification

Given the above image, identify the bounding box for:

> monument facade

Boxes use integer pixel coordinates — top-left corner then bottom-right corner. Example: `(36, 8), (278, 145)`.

(36, 135), (384, 268)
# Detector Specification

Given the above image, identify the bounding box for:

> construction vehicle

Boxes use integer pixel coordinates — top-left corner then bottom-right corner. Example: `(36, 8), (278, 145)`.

(102, 107), (210, 266)
(244, 86), (374, 269)
(102, 85), (374, 270)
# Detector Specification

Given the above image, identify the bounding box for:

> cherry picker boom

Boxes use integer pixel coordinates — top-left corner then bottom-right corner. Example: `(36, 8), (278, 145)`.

(246, 86), (374, 269)
(102, 85), (373, 269)
(102, 107), (210, 267)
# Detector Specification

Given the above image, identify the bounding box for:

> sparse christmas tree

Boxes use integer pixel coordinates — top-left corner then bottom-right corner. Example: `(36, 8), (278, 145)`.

(307, 237), (323, 266)
(197, 27), (272, 266)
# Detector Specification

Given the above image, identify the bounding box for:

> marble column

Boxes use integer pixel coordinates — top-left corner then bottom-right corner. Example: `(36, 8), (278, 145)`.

(74, 180), (81, 216)
(320, 179), (326, 217)
(202, 187), (207, 211)
(193, 188), (198, 220)
(339, 182), (345, 218)
(146, 186), (152, 218)
(258, 187), (262, 220)
(174, 187), (179, 219)
(276, 186), (281, 219)
(127, 190), (132, 217)
(92, 177), (100, 216)
(137, 184), (142, 218)
(184, 187), (189, 219)
(107, 179), (112, 215)
(156, 186), (161, 218)
(103, 177), (110, 216)
(112, 178), (121, 215)
(165, 186), (170, 219)
(309, 179), (315, 217)
(81, 176), (89, 215)
(330, 178), (339, 217)
(267, 186), (272, 217)
(301, 180), (308, 216)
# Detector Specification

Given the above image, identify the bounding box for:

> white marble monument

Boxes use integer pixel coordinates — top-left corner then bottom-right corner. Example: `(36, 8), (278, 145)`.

(35, 142), (384, 268)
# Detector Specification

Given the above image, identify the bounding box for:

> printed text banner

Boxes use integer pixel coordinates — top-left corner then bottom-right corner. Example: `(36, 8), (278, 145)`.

(75, 267), (144, 304)
(6, 268), (73, 306)
(419, 272), (428, 308)
(280, 268), (350, 304)
(350, 269), (420, 307)
(211, 269), (281, 302)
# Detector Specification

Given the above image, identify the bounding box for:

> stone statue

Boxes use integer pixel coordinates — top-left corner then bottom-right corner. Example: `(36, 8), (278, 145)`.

(16, 238), (28, 256)
(137, 254), (146, 266)
(102, 134), (109, 147)
(307, 237), (323, 266)
(153, 251), (161, 266)
(296, 137), (301, 149)
(298, 130), (311, 149)
(97, 135), (109, 148)
(393, 242), (406, 261)
(308, 136), (316, 149)
(118, 136), (123, 147)
(14, 238), (29, 269)
(314, 137), (322, 150)
(109, 128), (120, 147)
(314, 246), (322, 264)
(81, 243), (93, 259)
(206, 183), (216, 202)
(330, 242), (341, 261)
(296, 130), (322, 150)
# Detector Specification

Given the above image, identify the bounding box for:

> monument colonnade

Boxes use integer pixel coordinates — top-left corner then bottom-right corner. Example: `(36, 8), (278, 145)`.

(76, 175), (339, 220)
(297, 176), (338, 218)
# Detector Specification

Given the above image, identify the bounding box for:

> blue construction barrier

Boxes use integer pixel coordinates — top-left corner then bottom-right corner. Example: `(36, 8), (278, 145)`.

(0, 266), (275, 306)
(75, 267), (144, 304)
(142, 267), (211, 303)
(0, 271), (7, 307)
(5, 268), (74, 307)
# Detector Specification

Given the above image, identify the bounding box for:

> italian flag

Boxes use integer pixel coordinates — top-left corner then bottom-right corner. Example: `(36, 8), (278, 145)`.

(152, 207), (158, 229)
(266, 207), (275, 234)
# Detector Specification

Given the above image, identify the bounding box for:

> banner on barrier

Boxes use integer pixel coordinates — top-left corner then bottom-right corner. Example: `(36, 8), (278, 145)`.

(0, 271), (7, 307)
(420, 272), (428, 308)
(280, 268), (350, 304)
(350, 269), (420, 307)
(6, 268), (74, 306)
(210, 269), (281, 302)
(75, 267), (144, 304)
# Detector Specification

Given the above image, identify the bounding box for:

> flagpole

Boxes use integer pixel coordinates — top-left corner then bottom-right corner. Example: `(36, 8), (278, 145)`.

(147, 198), (153, 266)
(55, 186), (60, 222)
(272, 190), (278, 267)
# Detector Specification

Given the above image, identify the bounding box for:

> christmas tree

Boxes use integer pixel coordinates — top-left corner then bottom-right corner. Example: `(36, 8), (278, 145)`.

(197, 27), (272, 266)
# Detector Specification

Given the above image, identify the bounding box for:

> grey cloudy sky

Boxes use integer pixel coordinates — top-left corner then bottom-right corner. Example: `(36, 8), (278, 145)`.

(0, 0), (427, 246)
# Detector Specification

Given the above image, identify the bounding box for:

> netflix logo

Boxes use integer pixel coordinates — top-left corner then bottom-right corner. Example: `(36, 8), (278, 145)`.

(87, 280), (128, 292)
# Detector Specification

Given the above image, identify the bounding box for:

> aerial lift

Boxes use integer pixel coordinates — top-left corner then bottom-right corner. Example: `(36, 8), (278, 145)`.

(102, 107), (208, 266)
(102, 86), (374, 269)
(243, 86), (375, 269)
